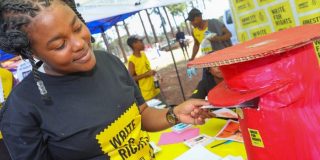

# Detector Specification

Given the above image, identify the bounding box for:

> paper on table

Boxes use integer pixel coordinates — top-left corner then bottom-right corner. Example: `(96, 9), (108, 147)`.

(222, 155), (243, 160)
(215, 120), (243, 142)
(175, 145), (221, 160)
(158, 128), (199, 145)
(184, 134), (215, 148)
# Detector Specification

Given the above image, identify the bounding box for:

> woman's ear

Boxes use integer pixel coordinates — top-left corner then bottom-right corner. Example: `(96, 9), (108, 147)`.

(30, 48), (40, 60)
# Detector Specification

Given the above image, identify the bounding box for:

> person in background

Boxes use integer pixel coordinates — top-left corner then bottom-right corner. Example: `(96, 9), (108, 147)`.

(0, 65), (14, 105)
(127, 35), (161, 101)
(191, 67), (223, 99)
(0, 65), (13, 160)
(186, 8), (232, 83)
(175, 27), (189, 60)
(0, 1), (213, 159)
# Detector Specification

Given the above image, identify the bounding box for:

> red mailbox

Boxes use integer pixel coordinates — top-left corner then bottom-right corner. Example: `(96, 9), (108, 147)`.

(188, 24), (320, 159)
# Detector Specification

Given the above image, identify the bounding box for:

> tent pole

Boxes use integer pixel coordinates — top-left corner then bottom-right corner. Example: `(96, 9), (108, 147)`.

(202, 0), (206, 9)
(156, 7), (186, 101)
(100, 26), (112, 53)
(101, 32), (112, 53)
(172, 15), (178, 29)
(197, 0), (200, 8)
(123, 20), (131, 37)
(182, 14), (191, 35)
(190, 1), (195, 8)
(115, 24), (128, 63)
(138, 12), (151, 44)
(162, 6), (175, 37)
(145, 9), (159, 43)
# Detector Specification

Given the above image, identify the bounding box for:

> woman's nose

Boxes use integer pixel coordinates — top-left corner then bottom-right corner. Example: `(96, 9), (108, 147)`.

(71, 35), (85, 52)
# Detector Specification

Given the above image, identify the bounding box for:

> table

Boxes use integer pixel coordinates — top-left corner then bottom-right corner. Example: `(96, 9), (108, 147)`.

(148, 118), (247, 159)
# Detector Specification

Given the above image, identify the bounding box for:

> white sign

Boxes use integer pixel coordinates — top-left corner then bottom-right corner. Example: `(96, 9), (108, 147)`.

(16, 60), (32, 82)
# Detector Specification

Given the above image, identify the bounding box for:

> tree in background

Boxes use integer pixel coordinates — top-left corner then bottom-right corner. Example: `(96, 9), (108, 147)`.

(91, 41), (105, 51)
(166, 3), (191, 35)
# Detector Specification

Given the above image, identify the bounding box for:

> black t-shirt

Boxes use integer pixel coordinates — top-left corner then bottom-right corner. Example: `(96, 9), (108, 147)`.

(0, 51), (155, 160)
(190, 73), (217, 99)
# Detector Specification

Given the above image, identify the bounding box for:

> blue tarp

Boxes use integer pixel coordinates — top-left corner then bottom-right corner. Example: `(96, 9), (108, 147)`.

(0, 50), (14, 62)
(87, 11), (138, 35)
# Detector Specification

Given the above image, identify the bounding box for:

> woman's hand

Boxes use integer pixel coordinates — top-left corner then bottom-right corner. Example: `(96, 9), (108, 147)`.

(146, 70), (156, 77)
(174, 99), (216, 125)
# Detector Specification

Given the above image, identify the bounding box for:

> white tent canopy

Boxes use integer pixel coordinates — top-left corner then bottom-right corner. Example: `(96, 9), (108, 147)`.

(75, 0), (193, 22)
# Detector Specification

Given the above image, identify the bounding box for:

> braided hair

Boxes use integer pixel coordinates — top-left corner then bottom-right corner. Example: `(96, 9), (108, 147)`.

(0, 0), (91, 103)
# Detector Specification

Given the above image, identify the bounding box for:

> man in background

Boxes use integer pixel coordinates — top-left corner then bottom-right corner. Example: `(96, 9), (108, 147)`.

(186, 8), (232, 86)
(187, 8), (232, 61)
(176, 27), (189, 60)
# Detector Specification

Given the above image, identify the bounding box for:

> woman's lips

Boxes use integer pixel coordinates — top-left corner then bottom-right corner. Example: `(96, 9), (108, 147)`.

(73, 48), (92, 63)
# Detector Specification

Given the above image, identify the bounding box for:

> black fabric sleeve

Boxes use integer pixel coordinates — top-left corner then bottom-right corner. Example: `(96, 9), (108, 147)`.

(190, 79), (208, 99)
(130, 76), (145, 106)
(0, 94), (51, 160)
(190, 73), (217, 99)
(103, 51), (145, 106)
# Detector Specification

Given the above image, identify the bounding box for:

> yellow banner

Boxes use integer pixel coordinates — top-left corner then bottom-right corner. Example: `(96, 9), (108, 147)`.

(314, 40), (320, 65)
(268, 1), (296, 31)
(240, 9), (268, 29)
(295, 0), (320, 13)
(238, 31), (249, 43)
(249, 25), (272, 38)
(232, 0), (255, 13)
(299, 12), (320, 24)
(257, 0), (276, 6)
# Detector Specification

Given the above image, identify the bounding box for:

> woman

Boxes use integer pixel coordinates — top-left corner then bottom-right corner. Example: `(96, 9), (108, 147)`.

(0, 0), (212, 159)
(191, 67), (223, 99)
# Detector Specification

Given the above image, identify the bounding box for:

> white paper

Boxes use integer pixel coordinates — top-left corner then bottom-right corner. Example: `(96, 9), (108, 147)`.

(175, 145), (221, 160)
(0, 78), (4, 103)
(146, 99), (162, 107)
(184, 134), (215, 148)
(154, 104), (166, 109)
(213, 108), (238, 119)
(16, 60), (32, 82)
(222, 155), (243, 160)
